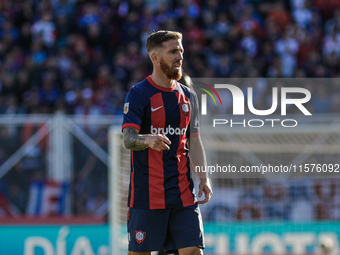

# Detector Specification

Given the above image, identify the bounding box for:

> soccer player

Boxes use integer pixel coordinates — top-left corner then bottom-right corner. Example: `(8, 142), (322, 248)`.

(122, 30), (212, 255)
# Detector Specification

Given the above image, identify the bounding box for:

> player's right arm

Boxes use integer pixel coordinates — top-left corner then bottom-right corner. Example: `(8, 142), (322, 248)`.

(122, 85), (171, 151)
(123, 127), (171, 151)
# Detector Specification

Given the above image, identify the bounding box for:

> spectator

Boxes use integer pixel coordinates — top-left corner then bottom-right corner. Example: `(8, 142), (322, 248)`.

(275, 29), (299, 77)
(293, 1), (313, 29)
(31, 12), (56, 48)
(268, 1), (291, 32)
(323, 30), (340, 57)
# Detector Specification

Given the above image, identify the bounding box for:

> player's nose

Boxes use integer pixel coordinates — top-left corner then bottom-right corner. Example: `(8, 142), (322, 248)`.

(179, 52), (183, 60)
(177, 51), (183, 61)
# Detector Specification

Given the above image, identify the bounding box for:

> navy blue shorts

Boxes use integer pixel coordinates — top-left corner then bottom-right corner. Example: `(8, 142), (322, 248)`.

(127, 204), (204, 253)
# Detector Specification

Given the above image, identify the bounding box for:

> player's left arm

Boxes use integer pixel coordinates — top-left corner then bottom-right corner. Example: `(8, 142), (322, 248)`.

(188, 135), (213, 204)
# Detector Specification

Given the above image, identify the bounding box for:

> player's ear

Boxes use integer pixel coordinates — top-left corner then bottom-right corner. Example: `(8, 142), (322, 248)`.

(150, 52), (159, 63)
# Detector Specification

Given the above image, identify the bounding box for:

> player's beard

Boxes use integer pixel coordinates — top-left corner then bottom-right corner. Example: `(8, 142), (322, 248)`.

(160, 58), (182, 81)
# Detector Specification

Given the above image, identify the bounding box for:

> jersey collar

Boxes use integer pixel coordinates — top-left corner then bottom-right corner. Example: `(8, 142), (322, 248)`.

(147, 76), (177, 92)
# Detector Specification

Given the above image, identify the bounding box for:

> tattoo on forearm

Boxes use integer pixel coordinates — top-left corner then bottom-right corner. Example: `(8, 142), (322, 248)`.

(123, 127), (149, 151)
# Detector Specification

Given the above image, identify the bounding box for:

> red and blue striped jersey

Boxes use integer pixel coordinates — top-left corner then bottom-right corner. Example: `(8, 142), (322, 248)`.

(122, 76), (200, 209)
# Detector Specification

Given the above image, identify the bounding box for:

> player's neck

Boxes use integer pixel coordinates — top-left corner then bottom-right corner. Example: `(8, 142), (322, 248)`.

(150, 71), (176, 88)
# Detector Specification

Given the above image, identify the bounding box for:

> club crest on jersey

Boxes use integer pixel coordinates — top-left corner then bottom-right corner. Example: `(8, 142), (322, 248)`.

(135, 230), (146, 244)
(180, 102), (190, 116)
(124, 103), (129, 114)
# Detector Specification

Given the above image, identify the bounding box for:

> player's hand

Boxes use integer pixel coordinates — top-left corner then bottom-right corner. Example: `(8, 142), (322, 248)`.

(145, 134), (171, 151)
(197, 178), (213, 204)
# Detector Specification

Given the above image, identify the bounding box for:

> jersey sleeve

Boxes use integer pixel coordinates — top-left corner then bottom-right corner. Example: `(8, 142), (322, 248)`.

(189, 89), (200, 137)
(122, 87), (145, 132)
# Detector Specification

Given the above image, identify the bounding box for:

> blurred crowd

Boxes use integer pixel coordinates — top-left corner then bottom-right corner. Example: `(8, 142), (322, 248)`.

(201, 178), (340, 222)
(0, 0), (340, 115)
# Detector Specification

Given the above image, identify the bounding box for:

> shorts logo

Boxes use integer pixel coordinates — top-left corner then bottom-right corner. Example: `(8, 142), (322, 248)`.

(135, 230), (146, 244)
(180, 102), (190, 116)
(124, 103), (129, 114)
